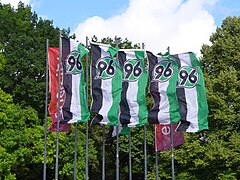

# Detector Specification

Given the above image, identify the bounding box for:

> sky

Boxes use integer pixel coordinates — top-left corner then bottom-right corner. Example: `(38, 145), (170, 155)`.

(1, 0), (240, 55)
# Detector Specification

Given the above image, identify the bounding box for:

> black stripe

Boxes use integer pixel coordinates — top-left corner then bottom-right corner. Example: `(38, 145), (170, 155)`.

(147, 51), (161, 124)
(118, 51), (131, 126)
(172, 54), (190, 131)
(176, 120), (190, 131)
(61, 37), (73, 123)
(90, 44), (103, 114)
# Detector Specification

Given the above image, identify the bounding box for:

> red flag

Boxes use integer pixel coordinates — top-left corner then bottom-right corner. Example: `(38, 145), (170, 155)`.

(48, 47), (70, 132)
(155, 124), (184, 151)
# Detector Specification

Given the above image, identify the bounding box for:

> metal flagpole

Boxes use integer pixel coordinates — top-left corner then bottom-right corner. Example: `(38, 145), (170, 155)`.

(85, 36), (89, 180)
(129, 130), (132, 180)
(116, 125), (119, 180)
(73, 36), (81, 180)
(73, 122), (78, 180)
(115, 36), (119, 180)
(155, 151), (158, 180)
(167, 46), (175, 180)
(155, 125), (159, 180)
(144, 125), (147, 180)
(115, 37), (120, 180)
(142, 42), (148, 180)
(43, 39), (49, 180)
(102, 125), (105, 180)
(55, 32), (62, 180)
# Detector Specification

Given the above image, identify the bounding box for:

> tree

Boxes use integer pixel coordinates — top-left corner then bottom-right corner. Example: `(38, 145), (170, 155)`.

(199, 16), (240, 179)
(0, 87), (98, 179)
(0, 2), (59, 120)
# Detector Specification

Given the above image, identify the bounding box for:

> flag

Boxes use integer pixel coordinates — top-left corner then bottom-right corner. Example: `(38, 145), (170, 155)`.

(48, 47), (71, 132)
(118, 49), (148, 127)
(90, 42), (122, 126)
(155, 124), (184, 151)
(147, 51), (180, 124)
(61, 37), (90, 123)
(108, 124), (130, 138)
(172, 52), (208, 132)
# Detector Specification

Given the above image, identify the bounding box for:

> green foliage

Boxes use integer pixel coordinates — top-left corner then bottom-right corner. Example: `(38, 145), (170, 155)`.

(0, 2), (59, 119)
(0, 87), (98, 179)
(91, 35), (141, 49)
(200, 16), (240, 180)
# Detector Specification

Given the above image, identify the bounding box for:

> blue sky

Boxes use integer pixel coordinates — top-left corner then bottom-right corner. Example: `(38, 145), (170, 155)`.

(31, 0), (130, 30)
(2, 0), (240, 54)
(29, 0), (240, 30)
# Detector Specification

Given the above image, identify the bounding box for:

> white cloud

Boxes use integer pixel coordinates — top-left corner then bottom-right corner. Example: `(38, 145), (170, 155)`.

(74, 0), (218, 55)
(1, 0), (31, 7)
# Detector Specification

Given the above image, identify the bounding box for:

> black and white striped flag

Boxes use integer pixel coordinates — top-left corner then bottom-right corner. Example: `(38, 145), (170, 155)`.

(147, 51), (180, 124)
(90, 42), (122, 126)
(172, 52), (209, 132)
(118, 49), (148, 127)
(61, 37), (90, 123)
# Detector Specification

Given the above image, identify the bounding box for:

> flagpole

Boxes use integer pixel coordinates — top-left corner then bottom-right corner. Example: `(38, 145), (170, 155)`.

(155, 150), (158, 180)
(129, 129), (132, 180)
(142, 42), (148, 180)
(155, 125), (159, 180)
(73, 35), (80, 179)
(102, 125), (105, 180)
(144, 125), (147, 179)
(167, 46), (175, 180)
(116, 125), (119, 180)
(85, 36), (89, 180)
(115, 36), (120, 180)
(73, 122), (78, 180)
(43, 39), (49, 180)
(55, 32), (62, 180)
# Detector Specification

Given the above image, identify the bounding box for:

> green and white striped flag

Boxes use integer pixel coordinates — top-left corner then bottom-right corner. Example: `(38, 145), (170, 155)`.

(147, 51), (180, 124)
(90, 42), (122, 126)
(118, 49), (148, 127)
(61, 37), (90, 123)
(172, 52), (208, 132)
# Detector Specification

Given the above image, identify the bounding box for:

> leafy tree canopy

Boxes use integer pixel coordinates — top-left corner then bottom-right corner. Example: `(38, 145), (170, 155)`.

(0, 2), (59, 119)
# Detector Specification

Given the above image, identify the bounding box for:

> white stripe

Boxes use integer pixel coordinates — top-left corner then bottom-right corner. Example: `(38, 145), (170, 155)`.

(157, 56), (171, 124)
(125, 52), (139, 127)
(179, 53), (199, 132)
(98, 48), (113, 125)
(158, 79), (171, 124)
(127, 81), (139, 127)
(69, 39), (82, 123)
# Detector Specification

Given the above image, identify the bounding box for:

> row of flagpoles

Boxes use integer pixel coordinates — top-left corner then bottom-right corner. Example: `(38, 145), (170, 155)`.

(43, 33), (208, 179)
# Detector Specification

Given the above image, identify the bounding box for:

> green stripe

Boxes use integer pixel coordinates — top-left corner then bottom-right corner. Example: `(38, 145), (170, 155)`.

(166, 59), (180, 124)
(107, 47), (119, 57)
(135, 50), (145, 60)
(119, 126), (131, 135)
(189, 52), (208, 131)
(107, 58), (122, 126)
(136, 51), (148, 126)
(78, 44), (89, 58)
(78, 68), (90, 122)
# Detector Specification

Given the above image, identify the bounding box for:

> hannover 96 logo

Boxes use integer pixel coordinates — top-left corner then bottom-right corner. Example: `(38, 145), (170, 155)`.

(123, 59), (142, 81)
(177, 66), (199, 88)
(95, 57), (116, 79)
(152, 61), (173, 82)
(66, 51), (82, 74)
